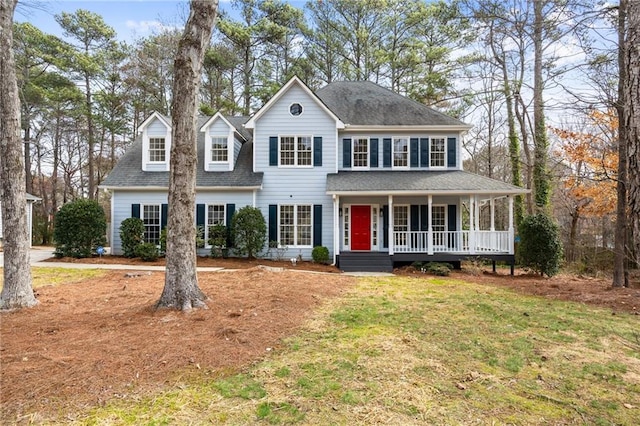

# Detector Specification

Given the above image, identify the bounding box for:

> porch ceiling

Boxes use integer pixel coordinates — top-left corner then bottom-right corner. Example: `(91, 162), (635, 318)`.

(326, 170), (529, 196)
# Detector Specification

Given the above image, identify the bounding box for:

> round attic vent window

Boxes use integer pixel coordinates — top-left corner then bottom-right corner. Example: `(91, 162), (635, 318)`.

(289, 103), (303, 116)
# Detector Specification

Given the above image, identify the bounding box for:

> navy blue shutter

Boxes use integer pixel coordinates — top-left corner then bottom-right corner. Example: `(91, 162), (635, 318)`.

(131, 204), (140, 218)
(448, 205), (457, 231)
(420, 138), (429, 168)
(370, 138), (379, 168)
(161, 204), (168, 230)
(226, 204), (235, 247)
(382, 205), (389, 248)
(313, 136), (322, 166)
(410, 138), (419, 168)
(342, 138), (351, 168)
(196, 204), (206, 228)
(383, 138), (392, 168)
(269, 136), (278, 166)
(410, 205), (419, 231)
(447, 137), (457, 168)
(420, 205), (428, 231)
(268, 205), (277, 242)
(313, 205), (322, 246)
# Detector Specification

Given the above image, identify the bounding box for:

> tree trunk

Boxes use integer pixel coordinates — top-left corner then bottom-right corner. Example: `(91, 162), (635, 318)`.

(0, 0), (37, 310)
(157, 0), (218, 311)
(625, 0), (640, 269)
(613, 0), (629, 288)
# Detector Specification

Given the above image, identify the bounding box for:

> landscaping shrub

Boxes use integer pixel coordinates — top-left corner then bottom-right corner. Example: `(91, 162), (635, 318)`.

(232, 206), (266, 258)
(422, 262), (453, 276)
(53, 199), (107, 258)
(209, 223), (229, 258)
(119, 217), (144, 258)
(312, 246), (330, 264)
(135, 242), (159, 261)
(517, 213), (563, 277)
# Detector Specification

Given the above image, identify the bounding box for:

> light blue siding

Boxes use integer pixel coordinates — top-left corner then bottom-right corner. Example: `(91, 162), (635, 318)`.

(253, 84), (337, 260)
(147, 119), (168, 136)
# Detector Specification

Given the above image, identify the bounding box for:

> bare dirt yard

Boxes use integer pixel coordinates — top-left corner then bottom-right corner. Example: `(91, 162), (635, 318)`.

(2, 256), (639, 423)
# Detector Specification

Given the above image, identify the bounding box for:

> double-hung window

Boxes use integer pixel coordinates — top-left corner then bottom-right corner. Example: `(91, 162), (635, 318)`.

(211, 137), (228, 162)
(393, 205), (409, 247)
(353, 137), (368, 168)
(149, 137), (166, 162)
(280, 136), (312, 166)
(279, 205), (312, 246)
(393, 137), (409, 168)
(143, 204), (161, 244)
(207, 204), (225, 226)
(430, 138), (446, 167)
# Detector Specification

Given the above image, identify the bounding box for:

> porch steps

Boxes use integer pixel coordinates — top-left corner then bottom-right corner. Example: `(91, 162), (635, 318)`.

(338, 252), (393, 272)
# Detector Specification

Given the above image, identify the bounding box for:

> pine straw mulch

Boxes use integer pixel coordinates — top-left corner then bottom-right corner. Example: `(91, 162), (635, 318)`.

(0, 267), (355, 423)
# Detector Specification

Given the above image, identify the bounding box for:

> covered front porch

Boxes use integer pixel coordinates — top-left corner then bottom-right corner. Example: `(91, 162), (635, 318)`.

(326, 171), (529, 272)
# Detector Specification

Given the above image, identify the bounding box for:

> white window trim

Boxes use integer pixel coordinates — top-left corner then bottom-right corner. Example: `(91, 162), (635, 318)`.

(392, 136), (410, 169)
(289, 102), (304, 117)
(210, 136), (230, 163)
(278, 135), (314, 168)
(352, 137), (369, 170)
(204, 204), (226, 248)
(278, 204), (313, 248)
(141, 203), (162, 245)
(204, 126), (234, 171)
(429, 137), (447, 169)
(142, 129), (171, 171)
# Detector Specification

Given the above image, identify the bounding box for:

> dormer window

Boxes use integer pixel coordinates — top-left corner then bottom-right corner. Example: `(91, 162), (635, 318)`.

(289, 103), (303, 116)
(149, 137), (166, 162)
(211, 136), (228, 162)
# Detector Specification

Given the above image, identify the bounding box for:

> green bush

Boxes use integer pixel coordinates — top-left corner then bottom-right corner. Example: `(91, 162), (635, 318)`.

(53, 199), (107, 258)
(135, 242), (159, 261)
(517, 213), (563, 277)
(232, 206), (266, 258)
(423, 262), (453, 276)
(209, 223), (229, 258)
(119, 217), (144, 258)
(312, 246), (330, 264)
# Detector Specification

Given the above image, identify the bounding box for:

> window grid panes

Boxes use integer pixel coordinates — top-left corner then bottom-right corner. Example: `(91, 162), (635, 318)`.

(343, 207), (350, 247)
(279, 205), (312, 247)
(211, 137), (228, 162)
(143, 205), (161, 244)
(280, 136), (312, 166)
(393, 137), (408, 167)
(432, 205), (446, 246)
(353, 138), (368, 168)
(430, 138), (445, 167)
(394, 205), (408, 247)
(372, 207), (378, 246)
(149, 138), (165, 162)
(207, 205), (225, 226)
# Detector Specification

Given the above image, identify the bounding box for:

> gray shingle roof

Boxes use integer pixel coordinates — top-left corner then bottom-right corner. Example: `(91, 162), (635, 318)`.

(100, 129), (262, 189)
(326, 171), (528, 194)
(316, 81), (468, 127)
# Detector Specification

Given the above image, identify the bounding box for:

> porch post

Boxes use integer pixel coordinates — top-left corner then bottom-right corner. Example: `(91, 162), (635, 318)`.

(508, 195), (514, 255)
(427, 194), (433, 255)
(490, 196), (495, 231)
(469, 195), (476, 254)
(388, 195), (394, 255)
(333, 195), (340, 263)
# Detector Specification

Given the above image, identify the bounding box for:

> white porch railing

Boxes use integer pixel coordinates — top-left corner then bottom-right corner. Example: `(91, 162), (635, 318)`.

(393, 230), (512, 254)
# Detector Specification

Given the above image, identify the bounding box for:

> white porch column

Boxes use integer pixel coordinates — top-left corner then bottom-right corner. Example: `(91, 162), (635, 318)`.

(427, 194), (433, 255)
(490, 196), (495, 231)
(388, 195), (394, 255)
(508, 195), (514, 254)
(333, 195), (340, 262)
(469, 195), (476, 254)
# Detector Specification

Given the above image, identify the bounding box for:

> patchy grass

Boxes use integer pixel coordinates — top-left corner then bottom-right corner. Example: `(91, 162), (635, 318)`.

(0, 267), (108, 289)
(69, 276), (640, 424)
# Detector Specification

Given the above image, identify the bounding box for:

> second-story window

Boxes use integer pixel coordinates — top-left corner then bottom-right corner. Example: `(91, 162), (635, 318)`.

(353, 137), (368, 168)
(280, 135), (312, 166)
(149, 137), (166, 162)
(430, 138), (446, 167)
(211, 136), (228, 162)
(393, 137), (408, 168)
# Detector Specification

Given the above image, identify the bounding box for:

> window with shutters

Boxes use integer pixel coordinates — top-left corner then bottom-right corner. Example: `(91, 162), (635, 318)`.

(142, 204), (161, 244)
(211, 137), (228, 162)
(205, 204), (226, 246)
(430, 138), (446, 168)
(393, 137), (409, 168)
(148, 138), (166, 162)
(280, 135), (312, 166)
(353, 137), (368, 168)
(393, 205), (409, 247)
(432, 205), (446, 246)
(279, 204), (312, 246)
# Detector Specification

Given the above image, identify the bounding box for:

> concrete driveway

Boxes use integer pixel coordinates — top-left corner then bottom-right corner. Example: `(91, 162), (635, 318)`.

(0, 246), (56, 266)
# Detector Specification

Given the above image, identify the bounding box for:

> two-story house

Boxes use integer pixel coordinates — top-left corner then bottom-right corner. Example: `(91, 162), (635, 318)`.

(101, 77), (527, 272)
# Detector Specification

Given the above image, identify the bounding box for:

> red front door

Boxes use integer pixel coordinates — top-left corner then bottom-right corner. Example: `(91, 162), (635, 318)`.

(351, 205), (371, 251)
